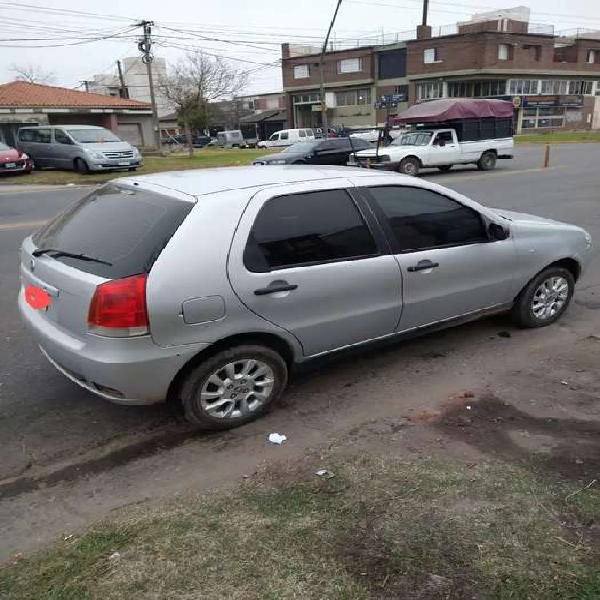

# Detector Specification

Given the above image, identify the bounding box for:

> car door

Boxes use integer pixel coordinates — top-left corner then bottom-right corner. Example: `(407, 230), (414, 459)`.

(309, 140), (340, 165)
(25, 128), (52, 166)
(52, 129), (76, 168)
(361, 184), (518, 332)
(427, 131), (460, 166)
(277, 131), (290, 147)
(228, 181), (403, 357)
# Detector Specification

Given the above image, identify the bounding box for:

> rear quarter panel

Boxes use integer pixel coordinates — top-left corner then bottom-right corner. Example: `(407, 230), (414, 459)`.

(146, 188), (303, 356)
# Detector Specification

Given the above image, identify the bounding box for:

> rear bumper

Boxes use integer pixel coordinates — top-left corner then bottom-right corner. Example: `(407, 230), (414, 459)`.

(19, 288), (208, 405)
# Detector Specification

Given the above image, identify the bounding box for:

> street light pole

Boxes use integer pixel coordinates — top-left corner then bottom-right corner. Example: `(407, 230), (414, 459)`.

(318, 0), (343, 134)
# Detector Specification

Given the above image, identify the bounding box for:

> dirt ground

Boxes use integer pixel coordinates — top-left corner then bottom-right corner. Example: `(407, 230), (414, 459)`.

(2, 297), (600, 563)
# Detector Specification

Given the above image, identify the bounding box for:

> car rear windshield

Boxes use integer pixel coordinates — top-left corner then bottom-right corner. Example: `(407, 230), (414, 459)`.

(32, 184), (193, 279)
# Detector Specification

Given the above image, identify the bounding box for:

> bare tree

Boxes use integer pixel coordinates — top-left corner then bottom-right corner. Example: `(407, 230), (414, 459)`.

(159, 52), (248, 156)
(10, 63), (56, 84)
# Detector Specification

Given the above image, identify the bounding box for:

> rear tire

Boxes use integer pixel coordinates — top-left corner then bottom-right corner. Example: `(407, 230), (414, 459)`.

(180, 345), (288, 430)
(128, 167), (137, 172)
(511, 266), (574, 328)
(438, 165), (452, 172)
(398, 156), (420, 176)
(477, 151), (496, 171)
(74, 158), (89, 174)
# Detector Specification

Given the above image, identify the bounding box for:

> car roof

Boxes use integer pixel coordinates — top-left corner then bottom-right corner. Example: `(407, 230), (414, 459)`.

(18, 125), (104, 130)
(118, 165), (405, 198)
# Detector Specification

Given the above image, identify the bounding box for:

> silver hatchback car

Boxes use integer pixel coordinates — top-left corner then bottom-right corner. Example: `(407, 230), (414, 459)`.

(19, 167), (592, 429)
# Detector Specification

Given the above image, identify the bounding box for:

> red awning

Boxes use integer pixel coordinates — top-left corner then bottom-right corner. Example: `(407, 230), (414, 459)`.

(391, 99), (514, 124)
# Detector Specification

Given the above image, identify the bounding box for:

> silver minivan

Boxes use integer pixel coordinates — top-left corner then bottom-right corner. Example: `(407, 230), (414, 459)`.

(17, 125), (143, 173)
(19, 167), (592, 429)
(216, 130), (244, 148)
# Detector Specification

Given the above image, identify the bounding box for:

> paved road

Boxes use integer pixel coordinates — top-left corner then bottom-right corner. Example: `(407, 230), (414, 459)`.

(1, 143), (599, 558)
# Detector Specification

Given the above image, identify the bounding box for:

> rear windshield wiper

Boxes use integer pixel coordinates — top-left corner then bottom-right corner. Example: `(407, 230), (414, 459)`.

(32, 248), (113, 266)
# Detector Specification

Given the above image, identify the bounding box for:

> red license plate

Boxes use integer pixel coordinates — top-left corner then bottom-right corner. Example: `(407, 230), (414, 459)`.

(25, 285), (51, 310)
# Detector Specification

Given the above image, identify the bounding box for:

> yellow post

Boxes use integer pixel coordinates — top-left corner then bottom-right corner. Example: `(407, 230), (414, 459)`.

(543, 143), (551, 168)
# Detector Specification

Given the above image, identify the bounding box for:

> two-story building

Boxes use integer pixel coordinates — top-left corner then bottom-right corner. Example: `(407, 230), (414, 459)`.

(280, 7), (600, 132)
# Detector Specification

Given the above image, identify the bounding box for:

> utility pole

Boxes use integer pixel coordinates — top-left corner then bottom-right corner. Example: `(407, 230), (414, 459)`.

(137, 20), (161, 149)
(318, 0), (343, 134)
(422, 0), (429, 26)
(116, 60), (129, 99)
(83, 80), (89, 92)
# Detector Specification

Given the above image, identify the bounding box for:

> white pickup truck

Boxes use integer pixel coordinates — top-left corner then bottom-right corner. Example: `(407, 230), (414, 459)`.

(348, 128), (513, 175)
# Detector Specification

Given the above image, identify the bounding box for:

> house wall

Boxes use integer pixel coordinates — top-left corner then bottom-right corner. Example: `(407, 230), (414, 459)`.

(407, 32), (600, 75)
(282, 45), (375, 90)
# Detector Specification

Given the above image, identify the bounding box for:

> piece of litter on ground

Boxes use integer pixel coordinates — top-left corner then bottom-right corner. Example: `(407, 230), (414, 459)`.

(575, 458), (584, 465)
(109, 552), (121, 561)
(66, 183), (75, 186)
(560, 380), (569, 386)
(63, 534), (73, 541)
(466, 405), (472, 410)
(267, 433), (287, 445)
(315, 469), (335, 479)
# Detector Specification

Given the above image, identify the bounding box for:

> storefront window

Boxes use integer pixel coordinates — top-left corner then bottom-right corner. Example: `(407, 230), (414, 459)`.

(522, 106), (565, 129)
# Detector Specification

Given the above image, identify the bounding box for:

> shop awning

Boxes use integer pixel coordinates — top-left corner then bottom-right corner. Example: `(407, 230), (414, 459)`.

(391, 99), (514, 124)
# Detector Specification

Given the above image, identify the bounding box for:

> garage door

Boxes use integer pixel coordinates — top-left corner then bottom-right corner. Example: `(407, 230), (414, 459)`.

(117, 123), (143, 146)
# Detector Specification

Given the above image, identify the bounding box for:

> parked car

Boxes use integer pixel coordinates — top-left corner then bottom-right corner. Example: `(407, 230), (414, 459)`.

(19, 167), (592, 429)
(216, 130), (245, 148)
(163, 134), (212, 148)
(257, 128), (315, 148)
(17, 125), (142, 173)
(350, 98), (514, 175)
(0, 142), (33, 175)
(349, 128), (513, 175)
(252, 137), (372, 166)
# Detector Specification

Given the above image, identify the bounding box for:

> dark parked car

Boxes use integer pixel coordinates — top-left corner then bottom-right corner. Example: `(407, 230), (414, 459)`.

(252, 137), (372, 166)
(0, 142), (34, 175)
(163, 134), (212, 148)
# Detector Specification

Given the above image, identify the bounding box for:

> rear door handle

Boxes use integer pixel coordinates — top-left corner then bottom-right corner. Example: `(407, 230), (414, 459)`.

(254, 282), (298, 296)
(407, 260), (439, 272)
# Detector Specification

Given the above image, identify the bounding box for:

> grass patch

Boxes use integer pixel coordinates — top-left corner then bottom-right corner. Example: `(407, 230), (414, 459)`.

(0, 148), (275, 185)
(515, 131), (600, 144)
(1, 455), (599, 599)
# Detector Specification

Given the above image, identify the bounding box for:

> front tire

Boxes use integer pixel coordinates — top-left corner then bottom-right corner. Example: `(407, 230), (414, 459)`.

(477, 151), (497, 171)
(128, 167), (137, 172)
(511, 266), (574, 328)
(180, 345), (288, 430)
(398, 156), (420, 176)
(74, 158), (89, 174)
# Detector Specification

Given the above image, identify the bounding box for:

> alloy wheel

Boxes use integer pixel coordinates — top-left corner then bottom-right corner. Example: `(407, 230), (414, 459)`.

(199, 359), (275, 419)
(531, 276), (569, 320)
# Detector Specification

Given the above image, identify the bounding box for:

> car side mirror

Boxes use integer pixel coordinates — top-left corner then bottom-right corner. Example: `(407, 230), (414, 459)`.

(489, 222), (509, 241)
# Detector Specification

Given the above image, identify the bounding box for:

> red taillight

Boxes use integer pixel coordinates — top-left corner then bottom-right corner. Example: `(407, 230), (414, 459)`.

(88, 274), (149, 337)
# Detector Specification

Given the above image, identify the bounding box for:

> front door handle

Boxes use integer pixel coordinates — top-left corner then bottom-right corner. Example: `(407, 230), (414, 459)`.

(254, 281), (298, 296)
(407, 260), (439, 272)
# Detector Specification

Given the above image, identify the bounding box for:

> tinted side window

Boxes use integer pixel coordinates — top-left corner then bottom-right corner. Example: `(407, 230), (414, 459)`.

(245, 189), (377, 272)
(368, 186), (487, 252)
(19, 129), (35, 142)
(299, 129), (306, 138)
(33, 129), (51, 143)
(54, 130), (71, 144)
(280, 131), (289, 140)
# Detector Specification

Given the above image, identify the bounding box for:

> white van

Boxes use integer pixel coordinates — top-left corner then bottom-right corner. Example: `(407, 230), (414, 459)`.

(257, 128), (315, 148)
